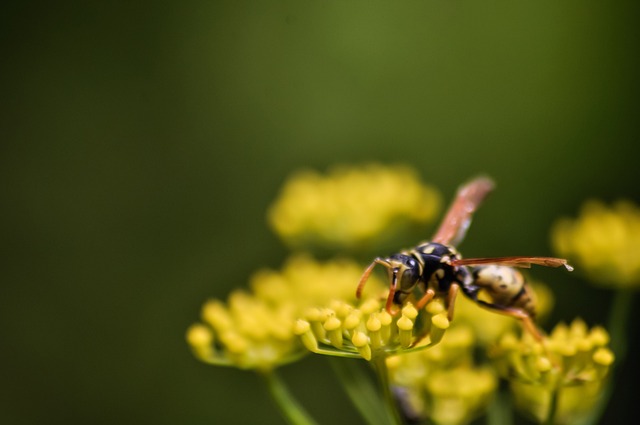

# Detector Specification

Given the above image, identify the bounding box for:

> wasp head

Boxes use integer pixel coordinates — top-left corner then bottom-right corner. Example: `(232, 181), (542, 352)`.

(386, 254), (421, 291)
(381, 254), (421, 308)
(356, 253), (422, 314)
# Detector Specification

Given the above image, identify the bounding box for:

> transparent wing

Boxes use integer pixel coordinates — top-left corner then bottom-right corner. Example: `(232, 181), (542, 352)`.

(432, 176), (495, 246)
(451, 256), (573, 271)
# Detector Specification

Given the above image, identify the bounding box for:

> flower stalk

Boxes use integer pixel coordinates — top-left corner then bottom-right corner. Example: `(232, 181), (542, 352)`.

(372, 355), (403, 425)
(328, 357), (393, 425)
(261, 370), (319, 425)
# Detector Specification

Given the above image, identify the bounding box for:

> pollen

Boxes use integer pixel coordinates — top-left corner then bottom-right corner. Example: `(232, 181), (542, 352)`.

(351, 331), (372, 361)
(432, 313), (450, 330)
(425, 298), (445, 315)
(397, 315), (414, 348)
(324, 316), (344, 348)
(343, 310), (362, 330)
(186, 324), (215, 360)
(402, 302), (419, 319)
(536, 356), (553, 373)
(366, 314), (382, 332)
(397, 315), (414, 331)
(186, 323), (213, 344)
(588, 326), (610, 346)
(592, 347), (615, 366)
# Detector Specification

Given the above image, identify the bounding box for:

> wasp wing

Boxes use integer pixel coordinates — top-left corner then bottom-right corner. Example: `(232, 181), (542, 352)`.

(431, 176), (495, 246)
(451, 256), (573, 271)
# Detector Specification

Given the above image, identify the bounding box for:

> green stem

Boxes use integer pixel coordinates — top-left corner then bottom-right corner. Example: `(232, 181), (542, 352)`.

(260, 369), (319, 425)
(607, 288), (634, 362)
(543, 387), (560, 425)
(486, 390), (513, 425)
(328, 357), (393, 425)
(372, 356), (403, 425)
(577, 288), (635, 425)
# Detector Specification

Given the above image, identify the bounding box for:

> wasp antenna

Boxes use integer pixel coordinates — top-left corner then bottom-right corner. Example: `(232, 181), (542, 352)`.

(356, 261), (375, 299)
(356, 257), (390, 299)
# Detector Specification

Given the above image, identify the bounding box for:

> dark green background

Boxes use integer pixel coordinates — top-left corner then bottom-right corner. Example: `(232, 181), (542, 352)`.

(2, 1), (638, 424)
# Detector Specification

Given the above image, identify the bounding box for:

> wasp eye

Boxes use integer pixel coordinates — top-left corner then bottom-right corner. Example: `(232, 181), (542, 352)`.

(408, 259), (416, 267)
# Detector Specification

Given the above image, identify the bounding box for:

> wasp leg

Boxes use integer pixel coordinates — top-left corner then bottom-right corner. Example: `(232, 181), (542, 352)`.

(385, 270), (401, 316)
(446, 283), (460, 322)
(385, 298), (401, 316)
(475, 300), (543, 342)
(356, 258), (388, 299)
(414, 288), (436, 310)
(475, 301), (561, 368)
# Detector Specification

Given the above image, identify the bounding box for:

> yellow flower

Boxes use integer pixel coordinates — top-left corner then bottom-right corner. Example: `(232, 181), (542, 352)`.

(490, 318), (615, 424)
(186, 254), (384, 371)
(267, 163), (442, 248)
(425, 367), (497, 425)
(295, 297), (450, 361)
(386, 325), (497, 425)
(552, 200), (640, 288)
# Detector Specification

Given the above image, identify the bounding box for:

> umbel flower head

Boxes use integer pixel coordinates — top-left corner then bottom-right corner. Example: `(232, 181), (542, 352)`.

(490, 318), (615, 424)
(186, 255), (385, 371)
(386, 325), (497, 425)
(552, 199), (640, 288)
(267, 163), (442, 248)
(294, 297), (451, 361)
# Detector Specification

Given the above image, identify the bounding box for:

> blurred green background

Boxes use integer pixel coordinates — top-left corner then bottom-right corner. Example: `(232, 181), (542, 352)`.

(2, 1), (639, 424)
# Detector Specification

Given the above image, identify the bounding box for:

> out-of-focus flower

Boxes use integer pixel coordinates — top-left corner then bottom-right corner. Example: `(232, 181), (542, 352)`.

(425, 367), (497, 425)
(386, 325), (497, 425)
(454, 280), (555, 345)
(267, 163), (442, 248)
(186, 254), (385, 371)
(490, 318), (615, 424)
(552, 200), (640, 288)
(295, 297), (451, 361)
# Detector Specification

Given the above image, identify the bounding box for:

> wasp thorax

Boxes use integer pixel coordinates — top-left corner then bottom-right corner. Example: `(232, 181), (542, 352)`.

(414, 242), (464, 291)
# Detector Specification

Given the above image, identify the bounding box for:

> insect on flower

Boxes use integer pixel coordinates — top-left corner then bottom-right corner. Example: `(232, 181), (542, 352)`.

(356, 176), (573, 341)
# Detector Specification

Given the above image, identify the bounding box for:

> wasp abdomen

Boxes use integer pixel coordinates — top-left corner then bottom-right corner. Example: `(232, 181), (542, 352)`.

(472, 265), (536, 317)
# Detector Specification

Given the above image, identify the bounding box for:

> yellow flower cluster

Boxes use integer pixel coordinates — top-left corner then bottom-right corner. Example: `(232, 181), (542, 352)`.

(186, 255), (384, 371)
(552, 200), (640, 288)
(186, 163), (626, 425)
(267, 163), (442, 248)
(294, 298), (450, 361)
(490, 318), (615, 424)
(386, 325), (497, 425)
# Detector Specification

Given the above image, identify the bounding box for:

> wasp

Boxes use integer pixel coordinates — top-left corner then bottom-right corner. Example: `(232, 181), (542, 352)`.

(356, 176), (572, 341)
